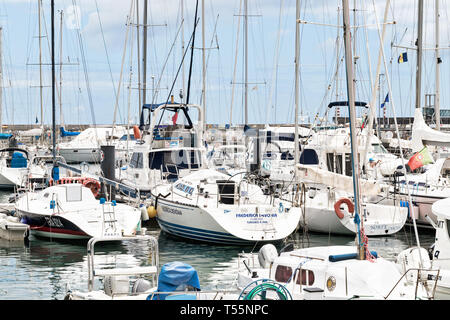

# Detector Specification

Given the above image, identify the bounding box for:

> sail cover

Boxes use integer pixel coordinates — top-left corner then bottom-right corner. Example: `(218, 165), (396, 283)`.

(411, 108), (450, 152)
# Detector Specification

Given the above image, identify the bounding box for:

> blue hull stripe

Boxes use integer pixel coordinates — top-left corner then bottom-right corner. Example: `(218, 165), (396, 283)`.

(157, 218), (249, 244)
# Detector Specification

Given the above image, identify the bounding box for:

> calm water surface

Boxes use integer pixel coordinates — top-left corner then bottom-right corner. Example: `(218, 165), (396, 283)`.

(0, 190), (442, 300)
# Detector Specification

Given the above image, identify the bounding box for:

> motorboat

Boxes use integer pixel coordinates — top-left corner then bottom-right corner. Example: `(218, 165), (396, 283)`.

(236, 243), (436, 300)
(117, 102), (206, 198)
(65, 234), (238, 300)
(0, 148), (31, 189)
(15, 183), (142, 240)
(0, 213), (29, 241)
(150, 168), (302, 245)
(57, 126), (132, 163)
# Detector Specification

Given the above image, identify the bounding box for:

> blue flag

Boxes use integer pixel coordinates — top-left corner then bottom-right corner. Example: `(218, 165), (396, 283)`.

(398, 52), (408, 63)
(380, 93), (389, 108)
(35, 117), (38, 124)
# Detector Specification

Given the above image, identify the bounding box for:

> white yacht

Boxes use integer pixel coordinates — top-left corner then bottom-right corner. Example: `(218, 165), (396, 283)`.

(117, 102), (206, 198)
(150, 169), (302, 245)
(237, 243), (436, 300)
(15, 183), (142, 240)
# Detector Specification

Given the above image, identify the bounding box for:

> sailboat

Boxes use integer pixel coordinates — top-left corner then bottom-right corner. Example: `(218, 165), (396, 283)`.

(236, 0), (436, 300)
(382, 0), (450, 228)
(14, 0), (142, 241)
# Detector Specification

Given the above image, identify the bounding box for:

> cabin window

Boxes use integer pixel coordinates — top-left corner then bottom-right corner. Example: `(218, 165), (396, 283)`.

(300, 149), (319, 165)
(130, 152), (144, 169)
(372, 143), (388, 154)
(274, 265), (293, 283)
(326, 153), (343, 174)
(295, 269), (315, 286)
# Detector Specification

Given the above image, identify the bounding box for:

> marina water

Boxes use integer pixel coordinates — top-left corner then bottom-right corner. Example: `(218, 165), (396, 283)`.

(0, 184), (441, 299)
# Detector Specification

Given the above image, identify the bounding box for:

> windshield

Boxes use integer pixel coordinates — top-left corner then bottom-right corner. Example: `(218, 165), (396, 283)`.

(372, 143), (388, 154)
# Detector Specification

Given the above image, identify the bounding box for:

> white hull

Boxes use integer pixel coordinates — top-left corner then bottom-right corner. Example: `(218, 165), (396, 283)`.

(0, 216), (29, 241)
(58, 147), (100, 163)
(0, 167), (27, 189)
(155, 197), (301, 245)
(300, 198), (407, 236)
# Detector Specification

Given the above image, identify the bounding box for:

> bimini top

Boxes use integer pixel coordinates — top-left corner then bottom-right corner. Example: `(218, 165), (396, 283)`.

(151, 261), (200, 300)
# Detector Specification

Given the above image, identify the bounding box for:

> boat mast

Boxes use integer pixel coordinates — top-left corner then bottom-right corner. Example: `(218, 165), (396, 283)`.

(181, 0), (185, 103)
(38, 0), (44, 138)
(202, 0), (206, 132)
(244, 0), (248, 128)
(51, 0), (58, 177)
(0, 27), (2, 134)
(136, 0), (142, 115)
(415, 0), (424, 110)
(142, 0), (148, 106)
(335, 6), (340, 122)
(59, 10), (64, 133)
(294, 0), (300, 166)
(342, 0), (364, 259)
(435, 0), (441, 130)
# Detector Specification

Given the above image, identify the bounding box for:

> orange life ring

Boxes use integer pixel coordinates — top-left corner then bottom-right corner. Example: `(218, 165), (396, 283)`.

(334, 198), (355, 219)
(133, 125), (141, 140)
(83, 178), (101, 198)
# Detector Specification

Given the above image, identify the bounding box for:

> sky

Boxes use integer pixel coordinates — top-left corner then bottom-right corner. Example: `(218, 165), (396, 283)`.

(0, 0), (449, 127)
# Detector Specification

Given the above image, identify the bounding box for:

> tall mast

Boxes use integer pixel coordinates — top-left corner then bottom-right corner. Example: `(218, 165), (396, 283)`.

(181, 0), (185, 103)
(435, 0), (441, 129)
(244, 0), (248, 127)
(51, 0), (56, 165)
(136, 0), (142, 115)
(294, 0), (300, 166)
(59, 10), (64, 131)
(415, 0), (424, 110)
(0, 27), (2, 133)
(342, 0), (363, 259)
(142, 0), (148, 106)
(38, 0), (44, 132)
(335, 6), (340, 122)
(202, 0), (206, 131)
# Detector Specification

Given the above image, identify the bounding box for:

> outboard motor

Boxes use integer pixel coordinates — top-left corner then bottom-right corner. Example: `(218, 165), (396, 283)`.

(258, 244), (279, 269)
(104, 276), (130, 296)
(131, 278), (152, 294)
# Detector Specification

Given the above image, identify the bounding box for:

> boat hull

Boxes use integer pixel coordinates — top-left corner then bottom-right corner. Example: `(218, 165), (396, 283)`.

(18, 211), (91, 240)
(58, 148), (100, 163)
(299, 203), (407, 236)
(155, 197), (301, 245)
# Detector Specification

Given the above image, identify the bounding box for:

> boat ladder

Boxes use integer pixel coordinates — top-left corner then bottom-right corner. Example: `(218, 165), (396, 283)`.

(102, 202), (119, 237)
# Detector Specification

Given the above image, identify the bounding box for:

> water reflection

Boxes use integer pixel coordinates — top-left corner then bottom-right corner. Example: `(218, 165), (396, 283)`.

(0, 208), (442, 300)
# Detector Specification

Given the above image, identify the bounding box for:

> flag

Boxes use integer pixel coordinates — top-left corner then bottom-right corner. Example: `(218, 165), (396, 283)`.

(35, 117), (38, 124)
(398, 52), (408, 63)
(172, 111), (179, 125)
(407, 147), (433, 171)
(380, 93), (389, 108)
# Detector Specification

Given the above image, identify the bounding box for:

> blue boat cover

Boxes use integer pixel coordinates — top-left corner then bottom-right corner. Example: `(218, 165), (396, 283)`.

(11, 152), (27, 168)
(150, 261), (200, 300)
(60, 127), (80, 137)
(0, 133), (12, 140)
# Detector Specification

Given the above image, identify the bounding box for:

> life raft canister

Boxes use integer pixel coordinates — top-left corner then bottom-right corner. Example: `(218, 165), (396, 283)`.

(334, 198), (355, 219)
(83, 178), (101, 198)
